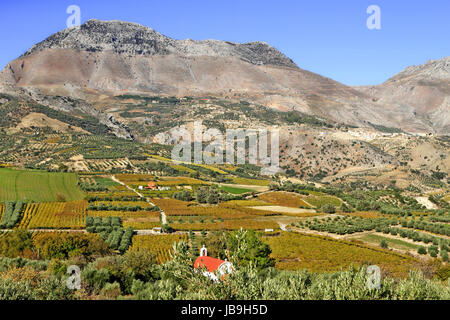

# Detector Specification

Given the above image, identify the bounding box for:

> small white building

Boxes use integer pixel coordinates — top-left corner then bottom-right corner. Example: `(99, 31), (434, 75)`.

(193, 246), (233, 282)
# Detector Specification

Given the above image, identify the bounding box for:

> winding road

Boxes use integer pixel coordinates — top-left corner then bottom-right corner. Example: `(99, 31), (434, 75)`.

(111, 175), (167, 226)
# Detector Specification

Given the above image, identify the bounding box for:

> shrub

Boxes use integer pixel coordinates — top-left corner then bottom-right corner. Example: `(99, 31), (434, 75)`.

(100, 282), (121, 300)
(33, 232), (110, 259)
(340, 203), (352, 213)
(321, 204), (335, 214)
(0, 201), (24, 228)
(418, 247), (427, 255)
(0, 230), (35, 258)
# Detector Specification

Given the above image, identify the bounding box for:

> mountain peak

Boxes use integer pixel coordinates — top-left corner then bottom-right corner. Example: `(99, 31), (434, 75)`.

(22, 19), (297, 68)
(389, 56), (450, 82)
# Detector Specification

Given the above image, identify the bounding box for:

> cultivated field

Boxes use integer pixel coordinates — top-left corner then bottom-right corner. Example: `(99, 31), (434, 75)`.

(0, 168), (85, 202)
(265, 232), (423, 277)
(129, 234), (188, 263)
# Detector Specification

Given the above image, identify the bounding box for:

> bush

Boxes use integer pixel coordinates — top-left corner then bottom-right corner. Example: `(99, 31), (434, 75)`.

(440, 250), (448, 262)
(33, 232), (110, 260)
(340, 203), (352, 213)
(100, 282), (121, 300)
(418, 247), (427, 255)
(0, 230), (35, 258)
(173, 190), (193, 201)
(321, 204), (336, 214)
(380, 240), (388, 249)
(161, 224), (175, 234)
(0, 201), (24, 229)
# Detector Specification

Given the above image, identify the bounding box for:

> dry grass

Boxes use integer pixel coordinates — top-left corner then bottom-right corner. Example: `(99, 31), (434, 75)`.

(341, 211), (384, 218)
(258, 191), (312, 208)
(153, 199), (280, 218)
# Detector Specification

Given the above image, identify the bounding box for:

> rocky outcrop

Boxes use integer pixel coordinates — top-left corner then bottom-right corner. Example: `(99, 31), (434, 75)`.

(22, 19), (297, 69)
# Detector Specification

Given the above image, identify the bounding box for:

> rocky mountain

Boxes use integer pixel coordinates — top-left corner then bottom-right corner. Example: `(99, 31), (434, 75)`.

(356, 57), (450, 135)
(0, 19), (448, 134)
(21, 19), (297, 68)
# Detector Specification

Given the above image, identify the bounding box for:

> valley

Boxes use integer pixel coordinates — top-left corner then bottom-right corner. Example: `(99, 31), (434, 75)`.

(0, 18), (448, 301)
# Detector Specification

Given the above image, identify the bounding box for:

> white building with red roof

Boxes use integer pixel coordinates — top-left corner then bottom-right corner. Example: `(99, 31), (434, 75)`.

(193, 246), (233, 282)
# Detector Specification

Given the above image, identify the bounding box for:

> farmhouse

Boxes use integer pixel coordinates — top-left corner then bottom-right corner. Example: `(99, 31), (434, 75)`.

(144, 181), (171, 191)
(194, 246), (233, 282)
(146, 181), (158, 190)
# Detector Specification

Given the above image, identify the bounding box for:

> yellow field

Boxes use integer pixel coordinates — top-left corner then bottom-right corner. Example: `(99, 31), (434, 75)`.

(87, 191), (137, 198)
(265, 232), (422, 278)
(249, 206), (320, 217)
(301, 194), (342, 208)
(128, 234), (188, 263)
(114, 174), (155, 182)
(258, 191), (312, 208)
(170, 164), (196, 173)
(156, 177), (209, 186)
(231, 177), (270, 186)
(225, 200), (271, 207)
(171, 219), (279, 231)
(153, 199), (280, 218)
(23, 201), (87, 229)
(87, 210), (160, 219)
(93, 201), (152, 208)
(123, 221), (160, 229)
(87, 209), (160, 230)
(342, 211), (384, 218)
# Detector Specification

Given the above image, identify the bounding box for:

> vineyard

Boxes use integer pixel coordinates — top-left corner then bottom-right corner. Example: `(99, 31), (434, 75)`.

(258, 191), (312, 208)
(87, 210), (160, 219)
(265, 232), (423, 277)
(123, 221), (160, 229)
(23, 201), (87, 229)
(0, 164), (447, 298)
(128, 234), (188, 263)
(153, 198), (279, 218)
(170, 219), (279, 231)
(87, 209), (160, 230)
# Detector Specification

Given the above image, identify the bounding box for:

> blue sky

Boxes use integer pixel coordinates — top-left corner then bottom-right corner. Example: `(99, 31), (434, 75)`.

(0, 0), (448, 85)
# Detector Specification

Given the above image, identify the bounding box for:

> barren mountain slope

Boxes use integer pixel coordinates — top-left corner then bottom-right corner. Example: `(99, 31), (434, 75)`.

(0, 19), (442, 133)
(356, 57), (450, 134)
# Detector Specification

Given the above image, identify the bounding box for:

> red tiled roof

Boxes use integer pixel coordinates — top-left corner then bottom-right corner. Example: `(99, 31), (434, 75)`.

(194, 256), (225, 272)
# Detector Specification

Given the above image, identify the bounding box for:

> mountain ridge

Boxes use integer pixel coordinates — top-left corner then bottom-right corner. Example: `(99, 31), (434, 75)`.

(0, 19), (448, 135)
(22, 19), (298, 69)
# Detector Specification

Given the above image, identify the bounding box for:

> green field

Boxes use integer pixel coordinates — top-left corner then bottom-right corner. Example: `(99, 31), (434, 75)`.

(0, 168), (85, 202)
(357, 233), (421, 251)
(94, 177), (120, 188)
(220, 185), (253, 194)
